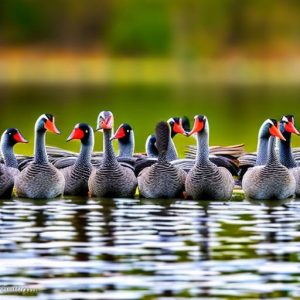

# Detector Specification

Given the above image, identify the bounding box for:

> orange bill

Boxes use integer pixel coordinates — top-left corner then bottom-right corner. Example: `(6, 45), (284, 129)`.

(45, 119), (60, 134)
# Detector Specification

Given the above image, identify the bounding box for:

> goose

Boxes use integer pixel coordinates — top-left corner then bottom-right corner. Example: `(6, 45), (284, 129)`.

(278, 115), (300, 195)
(239, 118), (298, 179)
(0, 128), (27, 198)
(59, 123), (94, 196)
(15, 114), (65, 199)
(88, 111), (137, 198)
(111, 123), (135, 158)
(145, 117), (187, 161)
(185, 115), (234, 200)
(242, 129), (296, 200)
(138, 121), (186, 198)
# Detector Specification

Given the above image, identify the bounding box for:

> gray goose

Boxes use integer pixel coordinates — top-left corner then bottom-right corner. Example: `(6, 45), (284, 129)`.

(111, 123), (134, 158)
(185, 115), (234, 200)
(59, 123), (94, 196)
(15, 114), (65, 199)
(0, 128), (27, 198)
(138, 121), (186, 198)
(242, 120), (296, 200)
(88, 111), (137, 198)
(145, 117), (187, 161)
(278, 115), (300, 196)
(239, 118), (294, 179)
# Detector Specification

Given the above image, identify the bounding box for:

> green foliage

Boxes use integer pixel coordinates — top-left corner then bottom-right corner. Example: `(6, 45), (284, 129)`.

(0, 0), (300, 56)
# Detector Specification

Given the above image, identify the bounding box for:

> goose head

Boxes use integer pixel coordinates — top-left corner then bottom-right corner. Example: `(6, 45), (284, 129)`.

(111, 123), (133, 143)
(280, 115), (300, 135)
(1, 128), (28, 146)
(67, 123), (94, 145)
(187, 115), (207, 136)
(35, 114), (60, 134)
(96, 111), (114, 131)
(167, 117), (186, 137)
(259, 119), (285, 141)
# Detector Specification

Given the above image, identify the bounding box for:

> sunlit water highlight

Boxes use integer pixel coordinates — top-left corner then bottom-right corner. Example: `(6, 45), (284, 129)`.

(1, 195), (300, 299)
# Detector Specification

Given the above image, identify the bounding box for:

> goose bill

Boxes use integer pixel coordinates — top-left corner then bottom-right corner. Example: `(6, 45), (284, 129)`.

(67, 128), (84, 141)
(111, 126), (125, 140)
(188, 119), (204, 136)
(97, 115), (114, 130)
(269, 124), (286, 141)
(173, 121), (186, 135)
(45, 119), (60, 134)
(13, 132), (28, 143)
(285, 121), (300, 135)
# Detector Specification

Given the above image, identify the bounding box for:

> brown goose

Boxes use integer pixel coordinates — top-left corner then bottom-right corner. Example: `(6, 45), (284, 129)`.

(138, 121), (186, 198)
(185, 115), (234, 200)
(88, 111), (137, 198)
(15, 114), (65, 199)
(59, 123), (94, 196)
(0, 128), (27, 198)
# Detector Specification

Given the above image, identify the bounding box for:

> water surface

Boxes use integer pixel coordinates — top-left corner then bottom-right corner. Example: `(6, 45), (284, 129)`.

(1, 195), (300, 299)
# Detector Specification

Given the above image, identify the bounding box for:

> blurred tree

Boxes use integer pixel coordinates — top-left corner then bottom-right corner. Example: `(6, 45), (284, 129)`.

(107, 0), (172, 56)
(0, 0), (300, 56)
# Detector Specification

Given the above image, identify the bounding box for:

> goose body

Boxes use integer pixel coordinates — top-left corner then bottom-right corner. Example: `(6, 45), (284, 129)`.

(15, 114), (65, 199)
(138, 122), (186, 198)
(0, 128), (28, 198)
(185, 115), (234, 200)
(60, 123), (94, 196)
(242, 136), (296, 200)
(88, 111), (137, 198)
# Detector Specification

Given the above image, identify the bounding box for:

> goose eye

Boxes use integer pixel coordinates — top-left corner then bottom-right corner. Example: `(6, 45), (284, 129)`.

(85, 130), (88, 133)
(127, 130), (129, 133)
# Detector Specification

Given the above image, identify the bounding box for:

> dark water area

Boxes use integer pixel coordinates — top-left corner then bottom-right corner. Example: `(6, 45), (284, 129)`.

(1, 195), (300, 299)
(0, 84), (300, 157)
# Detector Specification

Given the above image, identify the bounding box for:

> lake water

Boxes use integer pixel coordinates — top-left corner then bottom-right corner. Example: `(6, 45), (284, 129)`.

(0, 84), (300, 156)
(1, 195), (300, 299)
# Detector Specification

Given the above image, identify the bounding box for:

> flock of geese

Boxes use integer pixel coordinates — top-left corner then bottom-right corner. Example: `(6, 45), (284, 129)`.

(0, 112), (299, 201)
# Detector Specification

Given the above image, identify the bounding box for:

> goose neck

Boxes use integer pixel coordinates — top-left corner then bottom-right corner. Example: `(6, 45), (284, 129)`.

(278, 131), (297, 168)
(266, 136), (279, 166)
(256, 136), (269, 166)
(76, 142), (93, 165)
(166, 136), (178, 161)
(196, 125), (210, 165)
(118, 132), (134, 158)
(34, 129), (48, 164)
(103, 129), (117, 165)
(1, 142), (18, 168)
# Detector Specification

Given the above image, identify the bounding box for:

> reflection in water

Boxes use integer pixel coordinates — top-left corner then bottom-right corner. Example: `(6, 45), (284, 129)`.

(1, 197), (300, 299)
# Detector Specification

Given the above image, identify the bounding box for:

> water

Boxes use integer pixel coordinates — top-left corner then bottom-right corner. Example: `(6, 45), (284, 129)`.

(1, 84), (300, 156)
(1, 195), (300, 299)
